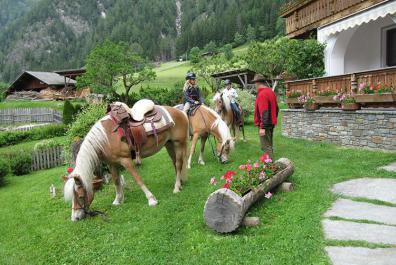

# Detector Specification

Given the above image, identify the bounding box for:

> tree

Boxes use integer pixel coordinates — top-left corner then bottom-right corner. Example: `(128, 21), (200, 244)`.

(246, 25), (256, 43)
(190, 47), (201, 64)
(79, 40), (156, 102)
(223, 44), (234, 61)
(234, 32), (245, 47)
(204, 41), (217, 54)
(246, 37), (325, 91)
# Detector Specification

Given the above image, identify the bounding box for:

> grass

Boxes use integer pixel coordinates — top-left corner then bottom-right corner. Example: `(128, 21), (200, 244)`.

(0, 117), (395, 265)
(0, 100), (86, 112)
(0, 136), (66, 155)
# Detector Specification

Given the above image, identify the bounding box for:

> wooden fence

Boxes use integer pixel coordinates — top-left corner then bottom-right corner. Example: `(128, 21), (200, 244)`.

(31, 146), (65, 171)
(0, 108), (62, 124)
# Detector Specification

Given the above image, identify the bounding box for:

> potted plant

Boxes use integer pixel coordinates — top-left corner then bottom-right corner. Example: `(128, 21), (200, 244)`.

(333, 93), (360, 111)
(204, 154), (294, 233)
(298, 95), (319, 111)
(355, 82), (396, 104)
(313, 90), (338, 104)
(286, 91), (303, 108)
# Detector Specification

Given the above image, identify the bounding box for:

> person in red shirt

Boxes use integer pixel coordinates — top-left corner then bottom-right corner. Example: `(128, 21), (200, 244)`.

(253, 74), (279, 159)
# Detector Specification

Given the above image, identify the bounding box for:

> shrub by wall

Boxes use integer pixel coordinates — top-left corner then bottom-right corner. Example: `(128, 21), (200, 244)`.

(9, 152), (31, 176)
(0, 158), (9, 186)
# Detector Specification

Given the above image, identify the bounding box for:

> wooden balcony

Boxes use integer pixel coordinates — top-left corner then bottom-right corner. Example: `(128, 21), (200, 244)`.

(285, 66), (396, 107)
(280, 0), (388, 38)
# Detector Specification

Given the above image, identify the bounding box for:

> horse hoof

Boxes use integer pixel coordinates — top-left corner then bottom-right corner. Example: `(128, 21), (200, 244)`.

(198, 160), (205, 165)
(148, 198), (158, 207)
(173, 188), (181, 194)
(112, 200), (122, 206)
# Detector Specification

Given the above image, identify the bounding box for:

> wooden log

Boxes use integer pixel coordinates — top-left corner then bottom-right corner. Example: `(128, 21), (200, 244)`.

(277, 182), (294, 192)
(204, 158), (294, 233)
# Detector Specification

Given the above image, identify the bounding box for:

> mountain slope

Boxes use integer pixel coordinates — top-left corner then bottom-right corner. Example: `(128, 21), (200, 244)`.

(0, 0), (285, 83)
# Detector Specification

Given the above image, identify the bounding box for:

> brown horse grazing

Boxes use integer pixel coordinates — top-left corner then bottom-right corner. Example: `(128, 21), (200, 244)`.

(186, 104), (234, 168)
(213, 92), (246, 142)
(64, 104), (189, 221)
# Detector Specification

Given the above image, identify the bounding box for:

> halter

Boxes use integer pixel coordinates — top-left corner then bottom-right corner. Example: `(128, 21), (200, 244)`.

(72, 181), (107, 219)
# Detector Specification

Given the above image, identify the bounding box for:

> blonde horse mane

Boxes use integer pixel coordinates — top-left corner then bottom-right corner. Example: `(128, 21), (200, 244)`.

(201, 105), (234, 148)
(64, 119), (109, 202)
(221, 93), (232, 113)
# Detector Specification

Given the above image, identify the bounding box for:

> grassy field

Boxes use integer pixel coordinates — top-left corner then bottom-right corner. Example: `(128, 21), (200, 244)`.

(0, 117), (395, 265)
(0, 136), (66, 155)
(0, 100), (86, 112)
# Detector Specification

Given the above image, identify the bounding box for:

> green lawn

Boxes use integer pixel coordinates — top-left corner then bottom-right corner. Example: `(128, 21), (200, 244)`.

(0, 100), (86, 112)
(0, 136), (66, 155)
(0, 117), (395, 265)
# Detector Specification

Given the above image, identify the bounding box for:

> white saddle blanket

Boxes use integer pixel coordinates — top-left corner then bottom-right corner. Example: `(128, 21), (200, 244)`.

(142, 106), (175, 135)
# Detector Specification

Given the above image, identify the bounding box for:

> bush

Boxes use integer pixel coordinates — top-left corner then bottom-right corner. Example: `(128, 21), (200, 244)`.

(9, 152), (31, 176)
(0, 124), (67, 148)
(63, 100), (75, 125)
(0, 158), (9, 186)
(139, 86), (183, 106)
(34, 139), (64, 151)
(235, 88), (256, 118)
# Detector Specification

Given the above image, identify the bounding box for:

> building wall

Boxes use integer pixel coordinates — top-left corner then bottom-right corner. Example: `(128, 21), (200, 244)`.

(281, 109), (396, 151)
(344, 16), (394, 73)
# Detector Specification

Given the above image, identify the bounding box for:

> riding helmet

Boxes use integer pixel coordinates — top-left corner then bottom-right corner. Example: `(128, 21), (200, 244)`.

(186, 72), (196, 80)
(224, 79), (231, 85)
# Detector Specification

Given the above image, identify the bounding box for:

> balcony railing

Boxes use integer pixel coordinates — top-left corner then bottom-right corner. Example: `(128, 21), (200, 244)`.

(280, 0), (387, 38)
(285, 66), (396, 107)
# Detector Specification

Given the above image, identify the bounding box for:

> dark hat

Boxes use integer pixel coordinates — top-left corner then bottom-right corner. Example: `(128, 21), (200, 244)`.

(224, 79), (231, 85)
(186, 72), (196, 80)
(252, 74), (266, 83)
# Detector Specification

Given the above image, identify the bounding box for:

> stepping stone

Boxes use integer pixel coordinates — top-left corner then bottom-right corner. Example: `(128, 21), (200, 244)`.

(324, 199), (396, 226)
(331, 178), (396, 204)
(380, 162), (396, 173)
(322, 219), (396, 245)
(326, 246), (396, 265)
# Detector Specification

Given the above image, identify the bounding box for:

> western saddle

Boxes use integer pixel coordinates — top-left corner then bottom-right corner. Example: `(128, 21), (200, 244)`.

(108, 100), (164, 164)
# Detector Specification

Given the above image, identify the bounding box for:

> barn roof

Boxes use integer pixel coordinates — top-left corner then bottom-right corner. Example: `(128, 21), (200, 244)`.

(25, 71), (76, 85)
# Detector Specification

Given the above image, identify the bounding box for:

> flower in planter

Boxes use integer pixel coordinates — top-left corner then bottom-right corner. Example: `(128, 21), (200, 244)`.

(298, 95), (316, 108)
(67, 167), (74, 174)
(211, 154), (278, 196)
(287, 91), (302, 98)
(333, 93), (356, 104)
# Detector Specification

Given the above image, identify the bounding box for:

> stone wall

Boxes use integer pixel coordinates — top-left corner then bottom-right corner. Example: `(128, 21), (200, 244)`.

(281, 109), (396, 151)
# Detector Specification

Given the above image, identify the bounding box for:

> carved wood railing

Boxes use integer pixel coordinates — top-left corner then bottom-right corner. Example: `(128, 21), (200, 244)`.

(285, 66), (396, 96)
(280, 0), (387, 38)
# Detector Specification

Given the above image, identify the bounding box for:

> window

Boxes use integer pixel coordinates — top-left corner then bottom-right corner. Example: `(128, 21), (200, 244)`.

(387, 28), (396, 66)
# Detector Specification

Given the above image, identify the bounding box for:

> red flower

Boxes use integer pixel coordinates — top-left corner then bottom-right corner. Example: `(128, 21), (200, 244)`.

(223, 183), (231, 189)
(370, 84), (374, 90)
(223, 170), (236, 182)
(67, 167), (74, 174)
(376, 83), (381, 90)
(259, 153), (270, 163)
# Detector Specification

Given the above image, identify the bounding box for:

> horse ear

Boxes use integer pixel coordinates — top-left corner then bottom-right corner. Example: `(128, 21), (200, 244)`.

(73, 176), (82, 186)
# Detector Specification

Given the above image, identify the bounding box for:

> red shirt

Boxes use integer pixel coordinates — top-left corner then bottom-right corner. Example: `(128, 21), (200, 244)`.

(254, 86), (279, 128)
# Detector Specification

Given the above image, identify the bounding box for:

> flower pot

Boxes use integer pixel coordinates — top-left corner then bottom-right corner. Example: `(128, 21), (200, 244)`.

(341, 103), (361, 111)
(313, 96), (336, 104)
(304, 103), (319, 111)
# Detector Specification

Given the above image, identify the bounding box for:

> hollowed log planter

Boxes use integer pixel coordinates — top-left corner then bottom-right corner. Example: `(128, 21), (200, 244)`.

(204, 158), (294, 233)
(304, 103), (319, 111)
(341, 103), (361, 111)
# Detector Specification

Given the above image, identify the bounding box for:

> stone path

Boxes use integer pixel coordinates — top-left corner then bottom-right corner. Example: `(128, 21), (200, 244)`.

(323, 178), (396, 265)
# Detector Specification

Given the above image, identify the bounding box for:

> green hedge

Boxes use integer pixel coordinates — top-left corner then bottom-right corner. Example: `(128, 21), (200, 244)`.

(0, 158), (9, 186)
(9, 152), (31, 176)
(0, 124), (67, 148)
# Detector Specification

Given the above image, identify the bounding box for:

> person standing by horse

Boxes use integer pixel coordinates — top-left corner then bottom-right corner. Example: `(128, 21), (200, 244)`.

(222, 79), (241, 124)
(183, 72), (204, 114)
(253, 74), (279, 159)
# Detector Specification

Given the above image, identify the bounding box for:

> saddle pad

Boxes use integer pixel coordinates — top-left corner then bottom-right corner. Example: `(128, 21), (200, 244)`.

(143, 106), (174, 135)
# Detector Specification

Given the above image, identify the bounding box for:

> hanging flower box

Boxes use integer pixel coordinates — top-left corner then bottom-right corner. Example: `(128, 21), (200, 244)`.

(304, 103), (319, 111)
(354, 93), (396, 103)
(313, 96), (337, 104)
(286, 97), (303, 108)
(204, 157), (294, 233)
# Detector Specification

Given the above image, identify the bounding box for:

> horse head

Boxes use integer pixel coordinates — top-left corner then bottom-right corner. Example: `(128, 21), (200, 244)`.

(214, 92), (225, 114)
(64, 175), (94, 221)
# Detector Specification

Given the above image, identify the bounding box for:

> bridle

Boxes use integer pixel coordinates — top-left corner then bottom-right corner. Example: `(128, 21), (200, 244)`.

(72, 181), (107, 218)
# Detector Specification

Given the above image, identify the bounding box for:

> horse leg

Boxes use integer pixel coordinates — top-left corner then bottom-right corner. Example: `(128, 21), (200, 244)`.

(198, 135), (207, 165)
(174, 140), (187, 193)
(109, 165), (124, 206)
(120, 158), (158, 207)
(187, 133), (199, 169)
(165, 141), (181, 193)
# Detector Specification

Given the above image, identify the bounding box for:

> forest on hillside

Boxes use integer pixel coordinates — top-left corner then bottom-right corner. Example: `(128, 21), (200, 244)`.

(0, 0), (286, 83)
